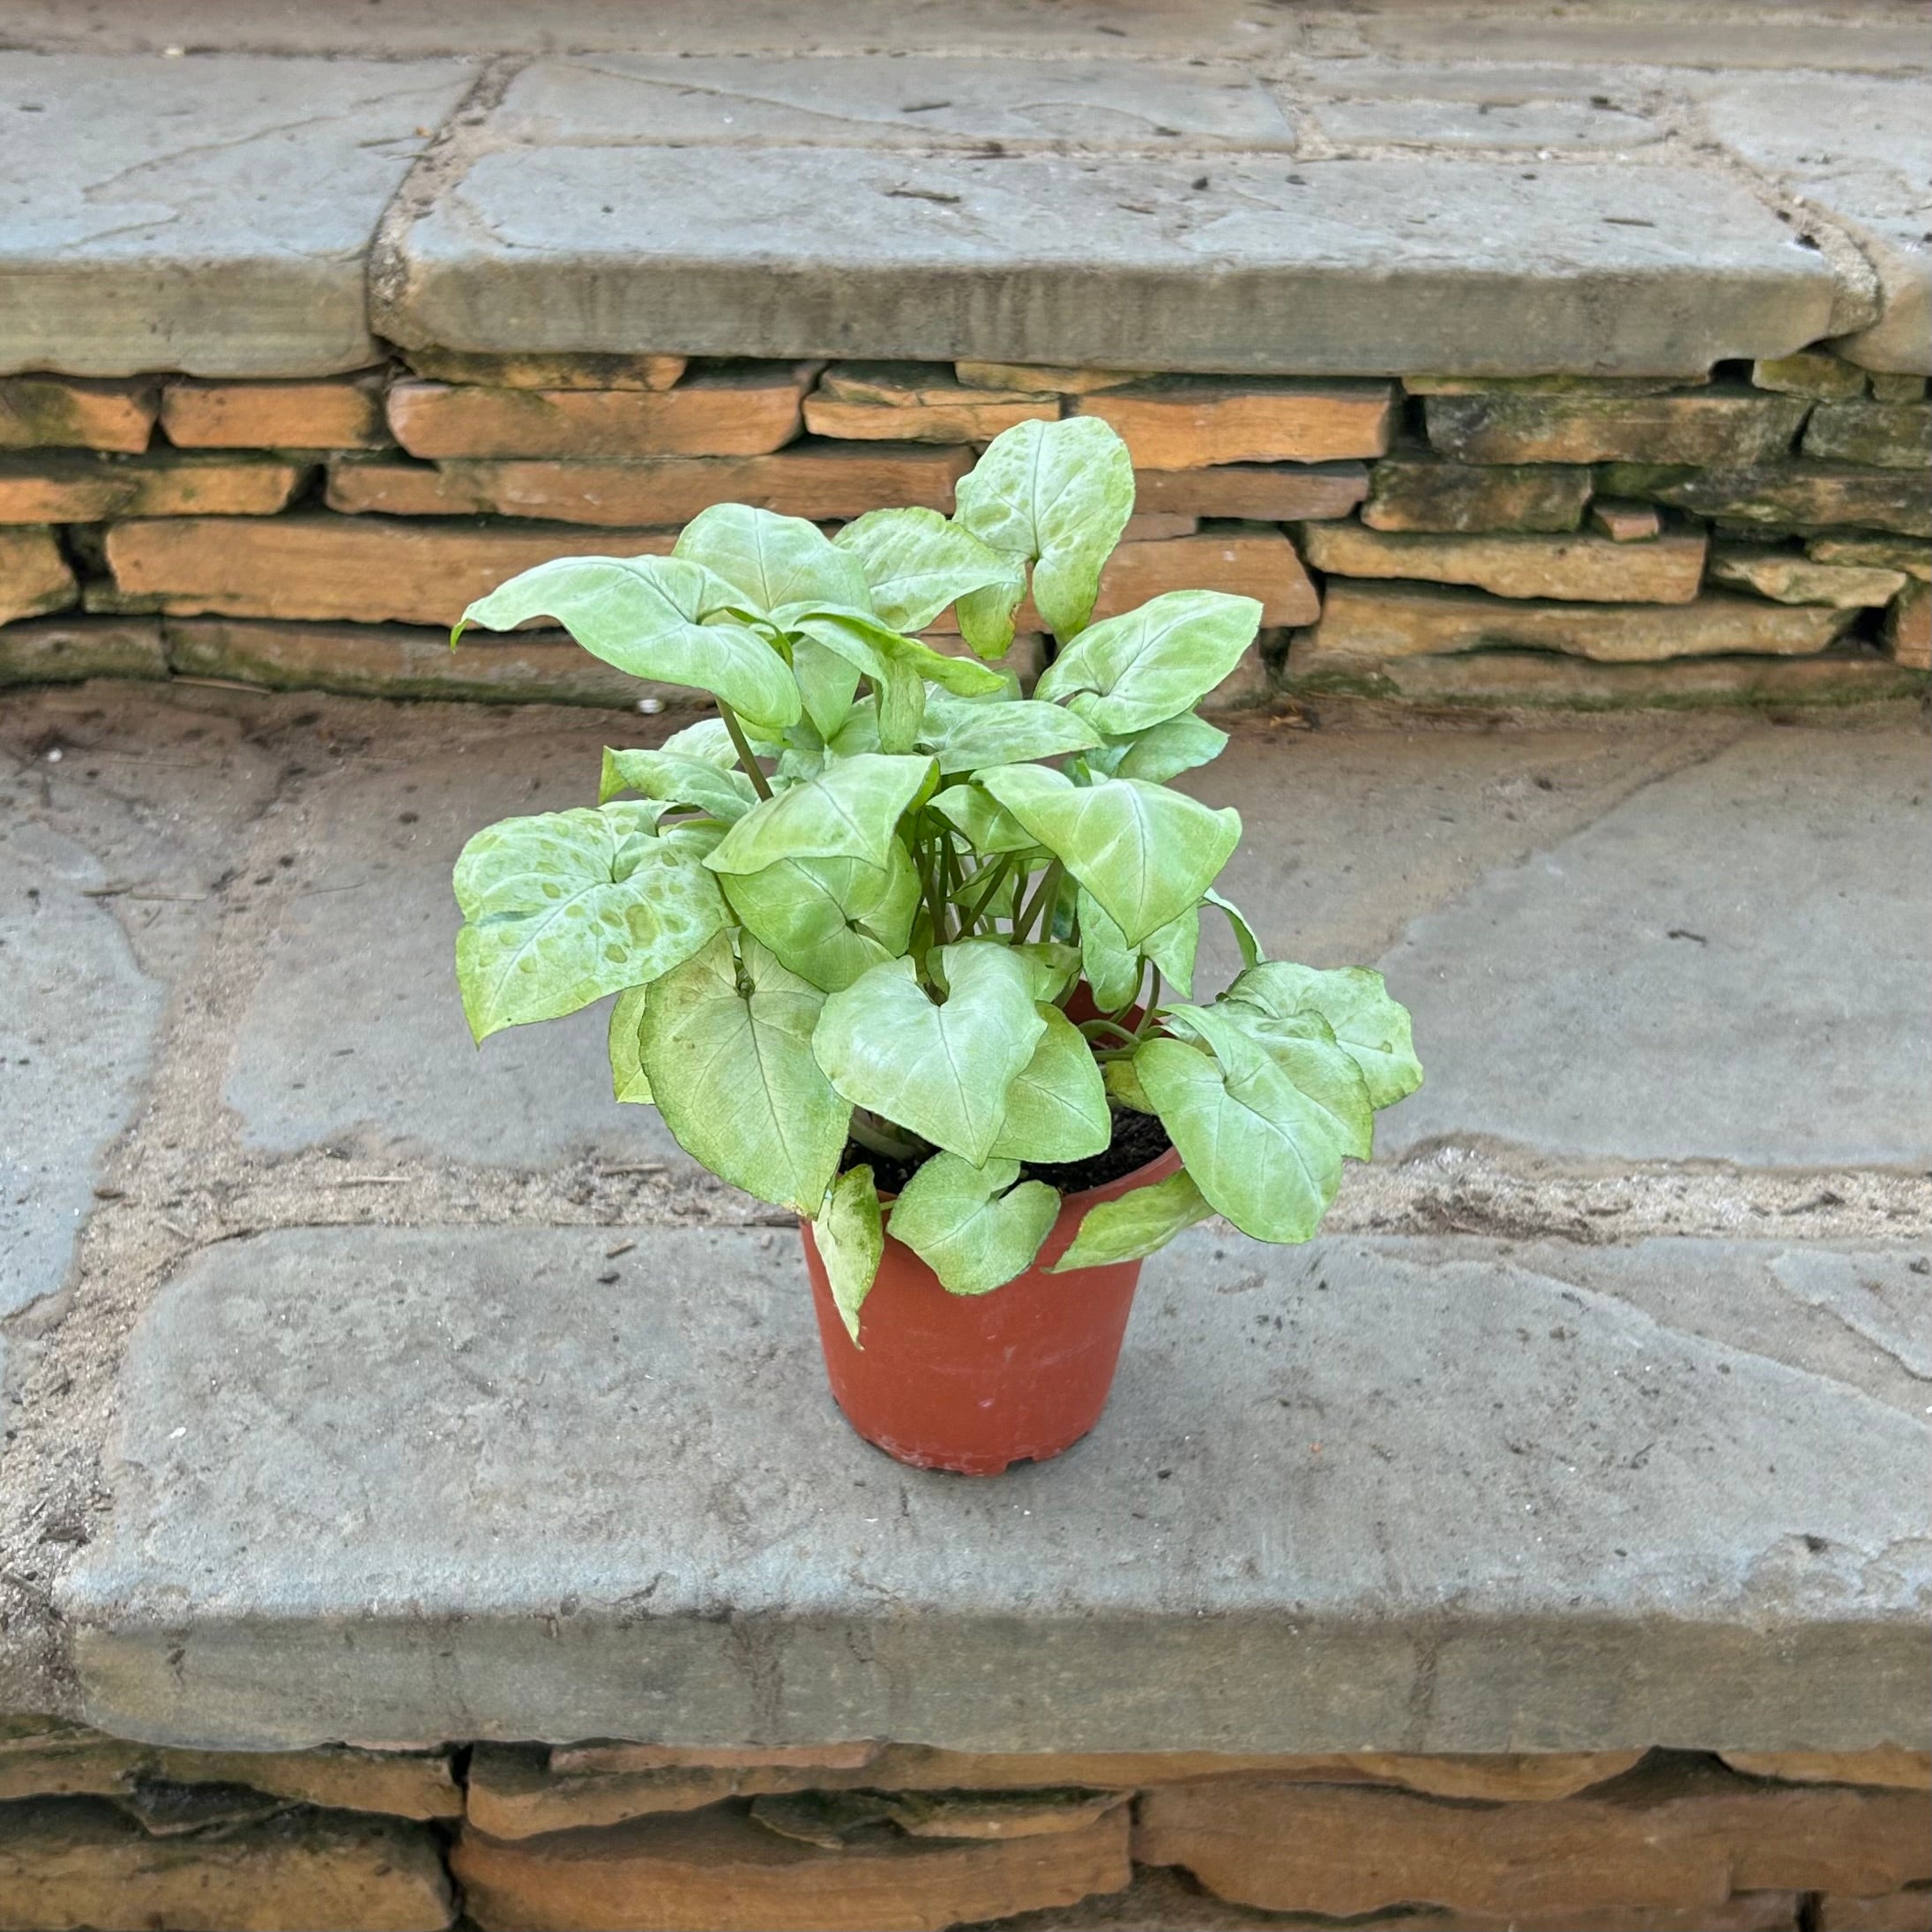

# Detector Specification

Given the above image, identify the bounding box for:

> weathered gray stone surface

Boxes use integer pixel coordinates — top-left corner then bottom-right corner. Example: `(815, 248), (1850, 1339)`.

(492, 54), (1295, 150)
(221, 712), (696, 1173)
(379, 153), (1839, 376)
(59, 1221), (1931, 1751)
(0, 54), (475, 376)
(1699, 78), (1932, 375)
(1376, 723), (1932, 1165)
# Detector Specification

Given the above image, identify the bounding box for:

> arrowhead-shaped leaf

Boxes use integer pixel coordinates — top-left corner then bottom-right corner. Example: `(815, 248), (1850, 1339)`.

(608, 984), (653, 1103)
(1077, 886), (1141, 1011)
(988, 1003), (1110, 1162)
(704, 752), (935, 876)
(1225, 962), (1422, 1111)
(453, 804), (727, 1041)
(675, 504), (873, 615)
(928, 783), (1038, 855)
(600, 747), (758, 822)
(815, 1165), (884, 1343)
(813, 941), (1044, 1164)
(832, 508), (1020, 633)
(637, 932), (852, 1213)
(778, 606), (1008, 697)
(1039, 590), (1261, 735)
(917, 690), (1103, 774)
(1204, 887), (1263, 970)
(720, 842), (921, 992)
(1092, 712), (1229, 784)
(791, 635), (865, 742)
(1051, 1167), (1211, 1271)
(954, 417), (1136, 638)
(887, 1152), (1060, 1296)
(1133, 1033), (1348, 1244)
(460, 555), (800, 735)
(1164, 1001), (1373, 1160)
(980, 765), (1240, 946)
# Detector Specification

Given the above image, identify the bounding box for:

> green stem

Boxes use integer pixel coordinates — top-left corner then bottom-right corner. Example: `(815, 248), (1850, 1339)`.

(1012, 860), (1064, 946)
(848, 1110), (927, 1161)
(717, 703), (772, 801)
(958, 854), (1014, 936)
(1133, 969), (1165, 1038)
(1078, 1019), (1140, 1047)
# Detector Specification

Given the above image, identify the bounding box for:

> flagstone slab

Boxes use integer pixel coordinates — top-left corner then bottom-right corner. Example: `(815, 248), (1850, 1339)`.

(58, 1222), (1931, 1753)
(378, 152), (1839, 377)
(0, 54), (475, 377)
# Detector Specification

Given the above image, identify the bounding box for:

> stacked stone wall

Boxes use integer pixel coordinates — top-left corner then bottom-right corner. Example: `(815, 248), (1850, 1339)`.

(0, 1721), (1925, 1929)
(2, 350), (1925, 712)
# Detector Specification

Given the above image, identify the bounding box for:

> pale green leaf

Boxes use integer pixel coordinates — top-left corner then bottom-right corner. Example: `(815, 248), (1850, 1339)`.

(660, 717), (739, 765)
(637, 932), (851, 1213)
(460, 555), (800, 735)
(1011, 940), (1081, 1003)
(608, 984), (653, 1104)
(792, 636), (863, 742)
(1225, 962), (1422, 1111)
(1077, 886), (1140, 1011)
(674, 504), (872, 615)
(917, 690), (1102, 774)
(780, 606), (1007, 697)
(815, 1165), (884, 1344)
(1103, 1057), (1155, 1113)
(887, 1152), (1060, 1296)
(1050, 1167), (1211, 1272)
(453, 804), (727, 1041)
(1163, 1001), (1372, 1161)
(599, 747), (757, 821)
(812, 941), (1044, 1164)
(953, 417), (1136, 638)
(875, 655), (927, 755)
(1095, 713), (1229, 784)
(955, 555), (1029, 660)
(1133, 1033), (1348, 1244)
(1141, 902), (1199, 1001)
(979, 765), (1241, 946)
(1040, 591), (1261, 735)
(720, 843), (920, 992)
(1204, 887), (1263, 970)
(832, 507), (1018, 633)
(988, 1003), (1110, 1163)
(704, 753), (935, 876)
(926, 784), (1037, 855)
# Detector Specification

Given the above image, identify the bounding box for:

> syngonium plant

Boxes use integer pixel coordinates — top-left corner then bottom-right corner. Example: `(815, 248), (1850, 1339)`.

(451, 418), (1421, 1340)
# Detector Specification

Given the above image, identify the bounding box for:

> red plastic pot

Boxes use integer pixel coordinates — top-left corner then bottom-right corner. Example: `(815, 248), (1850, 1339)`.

(802, 1145), (1182, 1477)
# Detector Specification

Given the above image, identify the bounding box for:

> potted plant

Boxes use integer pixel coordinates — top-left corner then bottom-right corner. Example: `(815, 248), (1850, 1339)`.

(451, 417), (1421, 1474)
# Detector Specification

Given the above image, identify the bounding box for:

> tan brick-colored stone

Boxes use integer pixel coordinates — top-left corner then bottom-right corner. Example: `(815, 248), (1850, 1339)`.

(1808, 535), (1932, 581)
(1303, 579), (1855, 663)
(0, 1797), (453, 1932)
(1592, 497), (1665, 541)
(107, 515), (675, 627)
(164, 619), (674, 706)
(0, 452), (307, 522)
(1134, 462), (1368, 521)
(1427, 388), (1808, 465)
(160, 377), (387, 450)
(883, 1790), (1127, 1840)
(0, 527), (76, 624)
(1870, 375), (1928, 404)
(1885, 580), (1930, 669)
(806, 365), (1057, 444)
(1710, 547), (1906, 608)
(955, 362), (1149, 395)
(0, 377), (155, 453)
(1362, 457), (1593, 533)
(1120, 513), (1197, 541)
(1720, 1749), (1931, 1791)
(403, 348), (687, 392)
(327, 445), (973, 524)
(929, 531), (1317, 633)
(1803, 400), (1932, 469)
(387, 369), (806, 460)
(1077, 378), (1393, 468)
(1302, 522), (1705, 603)
(1752, 351), (1868, 400)
(1135, 1764), (1930, 1921)
(1601, 461), (1931, 538)
(454, 1804), (1130, 1932)
(0, 619), (164, 686)
(1816, 1891), (1932, 1932)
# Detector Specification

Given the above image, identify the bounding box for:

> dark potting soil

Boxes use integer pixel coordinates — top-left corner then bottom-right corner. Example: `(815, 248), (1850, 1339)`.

(842, 1105), (1173, 1201)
